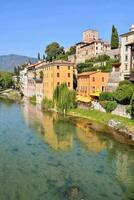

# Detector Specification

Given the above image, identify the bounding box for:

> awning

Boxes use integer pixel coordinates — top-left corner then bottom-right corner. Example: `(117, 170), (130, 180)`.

(90, 91), (100, 97)
(76, 95), (91, 103)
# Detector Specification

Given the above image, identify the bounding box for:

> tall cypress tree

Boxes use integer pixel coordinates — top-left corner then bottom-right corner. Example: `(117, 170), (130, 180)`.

(111, 25), (119, 49)
(38, 52), (40, 60)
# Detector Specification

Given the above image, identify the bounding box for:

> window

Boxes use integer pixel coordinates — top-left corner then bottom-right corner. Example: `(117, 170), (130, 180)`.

(125, 64), (128, 70)
(68, 82), (70, 87)
(57, 73), (60, 78)
(125, 55), (128, 62)
(102, 77), (104, 82)
(57, 82), (60, 86)
(68, 73), (70, 78)
(126, 46), (128, 52)
(92, 77), (95, 82)
(126, 36), (128, 42)
(92, 86), (95, 92)
(68, 66), (70, 70)
(96, 47), (98, 50)
(57, 66), (60, 69)
(102, 86), (105, 91)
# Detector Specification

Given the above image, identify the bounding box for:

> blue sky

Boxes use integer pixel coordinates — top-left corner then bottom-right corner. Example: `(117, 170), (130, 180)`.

(0, 0), (134, 58)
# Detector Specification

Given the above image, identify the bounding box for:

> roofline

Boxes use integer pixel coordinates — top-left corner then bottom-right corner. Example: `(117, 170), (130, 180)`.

(120, 31), (134, 37)
(77, 71), (100, 76)
(35, 61), (74, 70)
(83, 29), (98, 33)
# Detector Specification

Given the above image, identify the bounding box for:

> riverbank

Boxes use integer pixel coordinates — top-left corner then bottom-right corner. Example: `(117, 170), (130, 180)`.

(69, 108), (134, 143)
(0, 89), (22, 101)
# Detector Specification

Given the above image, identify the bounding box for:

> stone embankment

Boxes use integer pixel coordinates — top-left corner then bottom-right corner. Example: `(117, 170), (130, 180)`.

(108, 119), (134, 141)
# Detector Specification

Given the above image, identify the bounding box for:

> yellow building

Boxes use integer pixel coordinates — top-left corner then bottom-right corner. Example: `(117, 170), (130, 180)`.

(77, 71), (109, 103)
(41, 60), (74, 100)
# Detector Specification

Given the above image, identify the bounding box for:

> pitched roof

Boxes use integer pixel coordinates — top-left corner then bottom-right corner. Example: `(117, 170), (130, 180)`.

(77, 71), (99, 76)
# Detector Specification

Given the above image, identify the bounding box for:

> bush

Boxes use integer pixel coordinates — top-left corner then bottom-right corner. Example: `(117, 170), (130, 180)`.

(29, 95), (36, 104)
(99, 92), (113, 101)
(101, 101), (117, 113)
(113, 84), (134, 105)
(131, 93), (134, 116)
(41, 97), (53, 110)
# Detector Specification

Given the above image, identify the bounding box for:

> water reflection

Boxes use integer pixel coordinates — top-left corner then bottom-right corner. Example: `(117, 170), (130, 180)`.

(0, 100), (133, 200)
(22, 102), (74, 151)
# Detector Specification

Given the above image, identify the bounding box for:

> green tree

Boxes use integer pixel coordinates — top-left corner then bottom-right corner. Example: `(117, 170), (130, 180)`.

(38, 52), (40, 60)
(45, 42), (65, 61)
(0, 71), (13, 89)
(53, 83), (76, 112)
(68, 46), (76, 55)
(113, 84), (134, 105)
(111, 25), (119, 49)
(43, 54), (46, 60)
(14, 66), (18, 76)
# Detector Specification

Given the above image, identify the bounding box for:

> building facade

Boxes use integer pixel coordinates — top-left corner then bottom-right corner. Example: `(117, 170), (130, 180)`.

(120, 25), (134, 80)
(76, 29), (110, 64)
(41, 61), (74, 100)
(77, 71), (109, 102)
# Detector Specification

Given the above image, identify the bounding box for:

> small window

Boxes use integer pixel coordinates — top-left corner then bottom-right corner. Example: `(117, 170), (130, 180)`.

(125, 64), (128, 70)
(102, 86), (105, 91)
(57, 66), (60, 69)
(68, 82), (70, 87)
(126, 36), (128, 42)
(92, 77), (95, 82)
(57, 82), (60, 86)
(125, 55), (128, 62)
(102, 77), (104, 82)
(57, 73), (60, 78)
(126, 46), (128, 52)
(68, 66), (70, 70)
(68, 73), (70, 78)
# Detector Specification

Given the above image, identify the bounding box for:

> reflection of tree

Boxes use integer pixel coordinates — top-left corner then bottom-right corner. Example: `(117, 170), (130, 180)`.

(31, 121), (45, 136)
(53, 118), (76, 141)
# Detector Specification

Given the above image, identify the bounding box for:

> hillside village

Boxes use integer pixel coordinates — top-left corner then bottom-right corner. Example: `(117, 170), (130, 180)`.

(15, 24), (134, 120)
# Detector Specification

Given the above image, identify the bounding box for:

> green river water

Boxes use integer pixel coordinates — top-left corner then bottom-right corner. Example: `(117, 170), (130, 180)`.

(0, 101), (134, 200)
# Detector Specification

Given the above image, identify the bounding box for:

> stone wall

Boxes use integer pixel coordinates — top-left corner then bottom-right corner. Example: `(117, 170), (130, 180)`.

(112, 104), (131, 119)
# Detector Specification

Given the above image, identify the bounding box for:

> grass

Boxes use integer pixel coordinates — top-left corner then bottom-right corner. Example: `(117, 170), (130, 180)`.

(69, 108), (134, 131)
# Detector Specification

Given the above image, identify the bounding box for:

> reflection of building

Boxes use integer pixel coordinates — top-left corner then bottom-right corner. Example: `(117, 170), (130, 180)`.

(21, 102), (73, 151)
(120, 25), (134, 80)
(77, 71), (109, 103)
(76, 123), (106, 153)
(76, 29), (110, 64)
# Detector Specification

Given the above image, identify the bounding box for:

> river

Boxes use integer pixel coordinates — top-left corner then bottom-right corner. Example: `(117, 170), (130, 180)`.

(0, 101), (134, 200)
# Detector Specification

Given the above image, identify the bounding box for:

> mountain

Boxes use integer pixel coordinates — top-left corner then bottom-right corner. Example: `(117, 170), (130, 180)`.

(0, 54), (38, 72)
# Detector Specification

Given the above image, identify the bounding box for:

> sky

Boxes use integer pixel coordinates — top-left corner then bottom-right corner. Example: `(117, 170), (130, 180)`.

(0, 0), (134, 58)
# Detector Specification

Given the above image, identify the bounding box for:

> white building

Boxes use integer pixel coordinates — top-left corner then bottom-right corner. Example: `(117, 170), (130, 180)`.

(120, 25), (134, 80)
(19, 66), (28, 96)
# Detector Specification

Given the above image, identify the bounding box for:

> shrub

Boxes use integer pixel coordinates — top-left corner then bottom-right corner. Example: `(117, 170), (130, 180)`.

(113, 84), (134, 105)
(41, 97), (53, 110)
(29, 95), (36, 104)
(101, 101), (117, 113)
(99, 92), (113, 101)
(131, 93), (134, 116)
